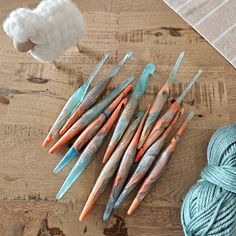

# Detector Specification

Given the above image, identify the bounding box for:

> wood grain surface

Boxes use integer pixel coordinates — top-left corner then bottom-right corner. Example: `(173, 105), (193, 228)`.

(0, 0), (235, 235)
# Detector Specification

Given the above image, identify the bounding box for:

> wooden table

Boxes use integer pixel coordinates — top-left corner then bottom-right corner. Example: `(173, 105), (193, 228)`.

(0, 1), (235, 235)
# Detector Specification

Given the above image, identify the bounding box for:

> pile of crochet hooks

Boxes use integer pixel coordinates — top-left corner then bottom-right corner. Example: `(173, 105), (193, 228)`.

(42, 51), (202, 221)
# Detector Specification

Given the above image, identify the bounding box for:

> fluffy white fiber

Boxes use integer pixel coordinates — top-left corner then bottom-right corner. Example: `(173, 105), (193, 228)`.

(3, 0), (85, 62)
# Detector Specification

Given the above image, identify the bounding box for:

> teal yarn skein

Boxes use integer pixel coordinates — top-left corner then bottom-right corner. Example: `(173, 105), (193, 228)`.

(181, 124), (236, 236)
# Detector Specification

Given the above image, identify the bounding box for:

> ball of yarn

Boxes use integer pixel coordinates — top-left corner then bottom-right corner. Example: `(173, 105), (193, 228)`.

(3, 0), (85, 62)
(181, 124), (236, 235)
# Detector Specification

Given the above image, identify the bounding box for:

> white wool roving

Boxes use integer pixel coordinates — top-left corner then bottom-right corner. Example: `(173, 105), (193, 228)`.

(3, 0), (85, 62)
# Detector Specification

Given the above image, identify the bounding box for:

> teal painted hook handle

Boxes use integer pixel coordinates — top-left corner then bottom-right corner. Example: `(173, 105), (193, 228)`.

(133, 63), (155, 95)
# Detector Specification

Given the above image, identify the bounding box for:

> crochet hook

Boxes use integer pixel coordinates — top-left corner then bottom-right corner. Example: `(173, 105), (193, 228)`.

(114, 108), (184, 209)
(103, 63), (155, 164)
(103, 106), (150, 221)
(79, 111), (144, 221)
(49, 77), (134, 154)
(42, 52), (109, 147)
(128, 112), (194, 215)
(56, 98), (127, 200)
(60, 51), (133, 135)
(136, 69), (202, 161)
(138, 52), (184, 149)
(53, 87), (132, 174)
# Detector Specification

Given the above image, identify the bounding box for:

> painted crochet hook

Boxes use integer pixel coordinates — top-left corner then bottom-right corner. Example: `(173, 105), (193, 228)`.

(79, 111), (144, 222)
(138, 52), (184, 149)
(114, 108), (184, 209)
(60, 51), (133, 135)
(103, 63), (155, 164)
(53, 88), (131, 174)
(42, 53), (109, 147)
(49, 77), (134, 154)
(127, 112), (194, 215)
(136, 69), (202, 161)
(103, 106), (150, 221)
(135, 107), (184, 163)
(56, 98), (127, 200)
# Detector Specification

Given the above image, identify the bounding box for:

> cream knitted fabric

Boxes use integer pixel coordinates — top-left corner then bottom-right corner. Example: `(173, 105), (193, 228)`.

(3, 0), (85, 62)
